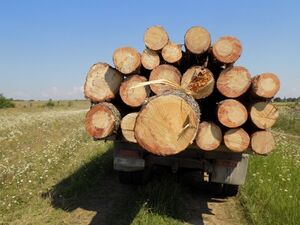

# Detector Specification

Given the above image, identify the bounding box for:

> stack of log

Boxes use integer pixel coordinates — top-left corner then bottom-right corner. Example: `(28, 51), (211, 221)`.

(84, 25), (280, 156)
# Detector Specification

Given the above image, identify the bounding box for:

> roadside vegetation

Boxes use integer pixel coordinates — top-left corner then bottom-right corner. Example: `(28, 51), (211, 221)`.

(0, 94), (15, 108)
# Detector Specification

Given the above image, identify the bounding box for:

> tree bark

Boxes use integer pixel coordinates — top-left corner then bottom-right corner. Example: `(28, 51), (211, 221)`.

(212, 36), (242, 64)
(84, 63), (123, 102)
(251, 73), (280, 98)
(161, 42), (183, 64)
(216, 66), (251, 98)
(149, 64), (182, 95)
(251, 130), (275, 154)
(113, 47), (141, 74)
(181, 66), (215, 99)
(250, 102), (279, 129)
(141, 49), (160, 70)
(195, 121), (222, 151)
(224, 128), (250, 152)
(217, 99), (248, 128)
(144, 25), (169, 51)
(119, 75), (150, 107)
(184, 26), (211, 54)
(121, 112), (138, 143)
(85, 103), (121, 139)
(134, 90), (200, 156)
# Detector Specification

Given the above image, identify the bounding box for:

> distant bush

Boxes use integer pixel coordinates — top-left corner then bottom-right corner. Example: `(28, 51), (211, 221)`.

(0, 94), (15, 109)
(68, 101), (73, 107)
(45, 99), (55, 107)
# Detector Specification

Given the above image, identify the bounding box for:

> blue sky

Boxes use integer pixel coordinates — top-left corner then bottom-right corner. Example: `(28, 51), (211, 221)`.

(0, 0), (299, 100)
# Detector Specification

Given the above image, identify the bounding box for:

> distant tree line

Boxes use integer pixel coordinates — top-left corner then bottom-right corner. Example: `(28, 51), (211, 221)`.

(273, 97), (300, 102)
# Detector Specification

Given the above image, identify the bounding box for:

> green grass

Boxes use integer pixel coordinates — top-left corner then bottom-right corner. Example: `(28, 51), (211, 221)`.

(238, 103), (300, 225)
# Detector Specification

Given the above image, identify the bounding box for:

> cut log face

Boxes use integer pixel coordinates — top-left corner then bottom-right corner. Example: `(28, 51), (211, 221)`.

(184, 26), (211, 54)
(141, 49), (160, 70)
(134, 90), (200, 156)
(251, 130), (275, 154)
(144, 26), (169, 51)
(251, 73), (280, 98)
(195, 121), (222, 151)
(224, 128), (250, 152)
(84, 63), (123, 102)
(119, 75), (150, 107)
(121, 112), (138, 143)
(250, 102), (279, 129)
(217, 66), (251, 98)
(212, 36), (242, 64)
(149, 64), (182, 95)
(113, 47), (141, 74)
(181, 66), (215, 99)
(217, 99), (248, 128)
(161, 42), (183, 63)
(85, 103), (121, 139)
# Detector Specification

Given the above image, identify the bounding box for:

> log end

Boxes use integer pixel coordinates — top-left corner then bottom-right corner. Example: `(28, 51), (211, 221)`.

(250, 102), (279, 129)
(162, 42), (183, 63)
(196, 121), (222, 151)
(212, 36), (242, 64)
(113, 47), (141, 74)
(251, 131), (275, 155)
(121, 112), (138, 143)
(224, 128), (250, 152)
(144, 25), (169, 51)
(141, 49), (160, 70)
(252, 73), (280, 98)
(217, 66), (251, 98)
(184, 26), (211, 54)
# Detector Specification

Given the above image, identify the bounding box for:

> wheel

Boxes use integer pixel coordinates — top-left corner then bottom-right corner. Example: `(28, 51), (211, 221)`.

(118, 170), (149, 185)
(223, 184), (239, 196)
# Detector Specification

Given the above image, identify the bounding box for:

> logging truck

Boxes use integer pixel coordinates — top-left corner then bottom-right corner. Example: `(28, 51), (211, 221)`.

(84, 25), (280, 196)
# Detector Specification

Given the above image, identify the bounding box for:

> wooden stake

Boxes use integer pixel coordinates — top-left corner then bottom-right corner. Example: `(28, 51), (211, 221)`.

(251, 73), (280, 98)
(134, 90), (200, 156)
(161, 42), (183, 64)
(224, 128), (250, 152)
(181, 66), (215, 99)
(251, 130), (275, 154)
(149, 64), (181, 95)
(184, 26), (211, 54)
(119, 75), (150, 107)
(144, 25), (169, 51)
(217, 99), (248, 128)
(216, 66), (251, 98)
(195, 121), (222, 151)
(84, 63), (123, 102)
(141, 49), (160, 70)
(121, 112), (138, 143)
(85, 103), (120, 139)
(113, 47), (141, 74)
(250, 102), (279, 129)
(212, 36), (242, 64)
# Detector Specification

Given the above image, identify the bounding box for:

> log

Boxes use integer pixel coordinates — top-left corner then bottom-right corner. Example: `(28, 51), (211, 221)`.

(121, 112), (138, 143)
(181, 66), (215, 99)
(224, 128), (250, 152)
(161, 42), (183, 64)
(113, 47), (141, 74)
(85, 103), (121, 139)
(212, 36), (242, 64)
(141, 49), (160, 70)
(119, 75), (150, 107)
(134, 90), (200, 156)
(250, 102), (279, 129)
(144, 25), (169, 51)
(195, 121), (222, 151)
(149, 64), (182, 95)
(251, 130), (275, 154)
(217, 99), (248, 128)
(216, 66), (251, 98)
(84, 63), (123, 102)
(184, 26), (211, 54)
(251, 73), (280, 98)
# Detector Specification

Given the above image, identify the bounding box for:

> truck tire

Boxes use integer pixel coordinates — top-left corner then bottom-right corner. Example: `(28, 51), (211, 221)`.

(223, 184), (239, 196)
(118, 170), (149, 185)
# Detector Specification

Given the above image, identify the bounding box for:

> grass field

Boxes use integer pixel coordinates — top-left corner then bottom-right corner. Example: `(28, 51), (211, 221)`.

(0, 100), (299, 224)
